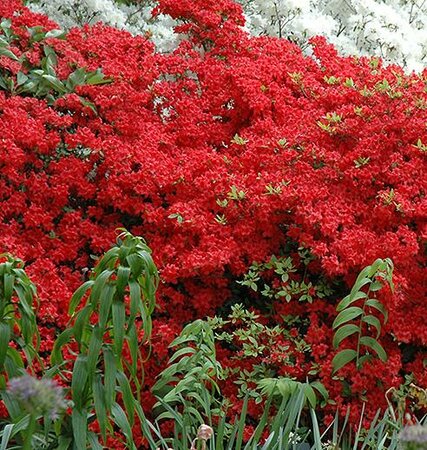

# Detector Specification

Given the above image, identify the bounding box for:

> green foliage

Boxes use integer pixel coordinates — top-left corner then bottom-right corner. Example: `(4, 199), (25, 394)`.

(0, 19), (110, 105)
(208, 304), (315, 405)
(152, 319), (224, 422)
(50, 230), (158, 448)
(239, 250), (333, 304)
(332, 258), (394, 373)
(258, 378), (328, 410)
(0, 254), (39, 387)
(144, 382), (406, 450)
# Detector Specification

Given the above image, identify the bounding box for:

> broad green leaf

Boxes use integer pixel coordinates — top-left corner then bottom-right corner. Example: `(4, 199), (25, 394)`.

(3, 273), (14, 302)
(112, 300), (125, 357)
(45, 29), (66, 39)
(87, 432), (104, 450)
(86, 325), (102, 378)
(128, 280), (140, 328)
(352, 274), (371, 293)
(111, 403), (135, 449)
(0, 424), (13, 450)
(362, 314), (382, 338)
(332, 306), (363, 329)
(116, 371), (135, 427)
(69, 280), (94, 316)
(0, 322), (11, 369)
(359, 336), (387, 361)
(72, 305), (91, 347)
(71, 355), (88, 410)
(66, 68), (87, 91)
(333, 324), (360, 348)
(93, 374), (108, 443)
(103, 347), (116, 410)
(311, 381), (329, 400)
(332, 349), (357, 373)
(366, 299), (388, 321)
(86, 70), (111, 86)
(90, 270), (113, 307)
(0, 47), (18, 61)
(72, 408), (87, 449)
(41, 74), (66, 93)
(337, 291), (366, 311)
(303, 384), (317, 409)
(98, 283), (115, 330)
(115, 265), (130, 296)
(51, 328), (73, 365)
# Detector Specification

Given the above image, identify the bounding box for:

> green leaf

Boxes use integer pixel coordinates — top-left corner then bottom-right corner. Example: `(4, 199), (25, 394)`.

(352, 276), (371, 293)
(116, 371), (135, 427)
(112, 300), (125, 357)
(51, 328), (73, 365)
(332, 306), (363, 329)
(72, 305), (91, 347)
(69, 280), (94, 316)
(90, 270), (114, 308)
(332, 349), (357, 373)
(45, 29), (66, 39)
(359, 336), (387, 361)
(311, 381), (329, 400)
(98, 283), (115, 330)
(71, 355), (88, 410)
(3, 273), (14, 302)
(93, 374), (108, 443)
(41, 74), (66, 93)
(103, 347), (116, 411)
(87, 325), (102, 378)
(366, 299), (388, 321)
(72, 408), (87, 449)
(111, 403), (135, 450)
(66, 68), (87, 91)
(86, 70), (111, 86)
(0, 322), (11, 369)
(337, 291), (366, 311)
(333, 324), (360, 348)
(362, 314), (382, 338)
(303, 384), (317, 408)
(0, 47), (18, 61)
(0, 424), (13, 450)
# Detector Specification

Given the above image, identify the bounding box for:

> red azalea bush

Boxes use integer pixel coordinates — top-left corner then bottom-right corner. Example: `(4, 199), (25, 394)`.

(0, 0), (426, 429)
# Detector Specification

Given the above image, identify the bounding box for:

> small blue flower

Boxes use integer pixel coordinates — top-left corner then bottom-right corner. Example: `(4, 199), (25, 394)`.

(399, 425), (427, 450)
(8, 375), (66, 420)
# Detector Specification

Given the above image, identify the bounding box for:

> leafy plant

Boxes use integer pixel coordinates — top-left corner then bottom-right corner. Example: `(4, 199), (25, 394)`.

(257, 378), (328, 410)
(332, 258), (394, 373)
(152, 319), (224, 422)
(50, 229), (159, 448)
(0, 254), (40, 387)
(0, 19), (110, 105)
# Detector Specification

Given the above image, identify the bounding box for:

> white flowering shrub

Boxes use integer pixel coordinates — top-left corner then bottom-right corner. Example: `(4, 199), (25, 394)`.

(27, 0), (427, 71)
(239, 0), (427, 72)
(27, 0), (179, 52)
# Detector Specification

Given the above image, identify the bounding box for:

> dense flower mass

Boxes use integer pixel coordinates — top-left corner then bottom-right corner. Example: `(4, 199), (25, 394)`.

(0, 0), (426, 437)
(28, 0), (427, 71)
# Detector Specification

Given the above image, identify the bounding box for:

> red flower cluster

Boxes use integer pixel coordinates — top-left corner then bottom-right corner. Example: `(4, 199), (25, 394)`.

(0, 0), (426, 428)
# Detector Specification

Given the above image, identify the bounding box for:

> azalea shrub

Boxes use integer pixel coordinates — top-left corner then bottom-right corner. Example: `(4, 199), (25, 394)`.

(0, 0), (426, 441)
(27, 0), (427, 71)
